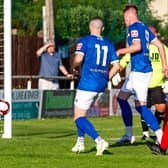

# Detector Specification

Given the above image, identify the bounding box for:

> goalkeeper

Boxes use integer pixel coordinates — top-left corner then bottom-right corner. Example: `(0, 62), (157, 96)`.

(113, 25), (168, 142)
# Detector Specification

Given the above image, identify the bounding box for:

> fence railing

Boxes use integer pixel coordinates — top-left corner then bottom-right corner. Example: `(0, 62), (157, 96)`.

(12, 75), (77, 90)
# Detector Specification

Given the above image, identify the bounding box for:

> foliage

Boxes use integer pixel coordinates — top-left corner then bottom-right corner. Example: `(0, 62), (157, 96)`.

(12, 0), (168, 43)
(12, 0), (44, 35)
(55, 5), (103, 40)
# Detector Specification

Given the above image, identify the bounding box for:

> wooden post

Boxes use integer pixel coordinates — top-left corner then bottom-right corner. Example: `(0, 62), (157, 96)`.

(45, 0), (55, 42)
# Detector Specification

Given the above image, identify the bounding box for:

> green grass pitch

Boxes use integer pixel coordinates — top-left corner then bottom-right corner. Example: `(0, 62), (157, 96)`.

(0, 115), (167, 168)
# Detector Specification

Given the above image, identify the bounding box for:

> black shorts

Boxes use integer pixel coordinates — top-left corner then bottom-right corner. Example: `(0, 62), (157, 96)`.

(147, 86), (166, 108)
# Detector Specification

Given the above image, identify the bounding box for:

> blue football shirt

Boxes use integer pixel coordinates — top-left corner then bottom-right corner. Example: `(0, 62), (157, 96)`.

(75, 35), (119, 92)
(128, 22), (156, 73)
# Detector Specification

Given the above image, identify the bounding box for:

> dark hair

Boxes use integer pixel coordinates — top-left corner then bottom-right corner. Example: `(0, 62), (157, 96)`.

(123, 4), (138, 13)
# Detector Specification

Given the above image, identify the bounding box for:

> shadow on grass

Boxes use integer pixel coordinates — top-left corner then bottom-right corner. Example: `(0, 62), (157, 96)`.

(109, 141), (147, 148)
(13, 130), (76, 139)
(82, 141), (148, 155)
(84, 146), (113, 155)
(48, 132), (76, 139)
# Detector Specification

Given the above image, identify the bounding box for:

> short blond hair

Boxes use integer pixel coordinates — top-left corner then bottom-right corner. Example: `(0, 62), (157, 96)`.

(89, 16), (104, 30)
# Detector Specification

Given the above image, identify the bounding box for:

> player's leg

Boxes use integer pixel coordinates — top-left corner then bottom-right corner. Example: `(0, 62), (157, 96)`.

(141, 116), (149, 140)
(163, 94), (168, 128)
(141, 89), (151, 140)
(133, 72), (163, 144)
(72, 107), (85, 153)
(160, 122), (168, 152)
(72, 104), (85, 153)
(153, 87), (166, 125)
(141, 87), (166, 140)
(150, 87), (166, 141)
(116, 76), (135, 144)
(72, 90), (108, 155)
(136, 105), (162, 143)
(147, 122), (168, 155)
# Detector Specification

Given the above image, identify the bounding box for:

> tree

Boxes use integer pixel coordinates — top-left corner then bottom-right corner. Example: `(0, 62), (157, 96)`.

(54, 5), (103, 40)
(12, 0), (168, 44)
(12, 0), (44, 35)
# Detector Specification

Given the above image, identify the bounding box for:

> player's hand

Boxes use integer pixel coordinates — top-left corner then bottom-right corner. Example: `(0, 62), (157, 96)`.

(162, 66), (168, 78)
(162, 81), (168, 93)
(116, 49), (125, 56)
(112, 73), (121, 86)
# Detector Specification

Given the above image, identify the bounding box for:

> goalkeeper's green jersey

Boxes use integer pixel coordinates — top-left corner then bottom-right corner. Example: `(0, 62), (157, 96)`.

(120, 44), (168, 88)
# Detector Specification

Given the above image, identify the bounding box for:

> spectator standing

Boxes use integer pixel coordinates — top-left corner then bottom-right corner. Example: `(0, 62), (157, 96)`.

(36, 41), (72, 90)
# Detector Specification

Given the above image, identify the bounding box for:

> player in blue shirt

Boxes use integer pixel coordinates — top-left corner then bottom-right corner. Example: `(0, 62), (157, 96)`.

(115, 4), (168, 144)
(71, 16), (120, 155)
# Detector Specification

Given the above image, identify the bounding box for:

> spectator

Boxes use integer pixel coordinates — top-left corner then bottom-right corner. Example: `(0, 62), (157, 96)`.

(36, 41), (73, 90)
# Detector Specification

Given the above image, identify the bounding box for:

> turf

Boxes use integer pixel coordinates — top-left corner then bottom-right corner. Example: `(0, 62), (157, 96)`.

(0, 115), (167, 168)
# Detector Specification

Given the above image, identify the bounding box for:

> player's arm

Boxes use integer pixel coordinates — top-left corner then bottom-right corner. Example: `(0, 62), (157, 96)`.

(72, 53), (83, 75)
(111, 54), (130, 86)
(109, 61), (120, 81)
(116, 40), (141, 56)
(164, 44), (168, 64)
(152, 39), (168, 77)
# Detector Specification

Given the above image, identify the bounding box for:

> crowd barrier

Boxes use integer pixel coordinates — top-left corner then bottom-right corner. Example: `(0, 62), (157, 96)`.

(0, 74), (140, 119)
(0, 88), (139, 120)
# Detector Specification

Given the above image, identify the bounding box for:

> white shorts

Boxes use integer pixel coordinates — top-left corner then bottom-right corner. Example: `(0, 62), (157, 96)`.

(121, 72), (152, 102)
(38, 78), (59, 90)
(74, 89), (103, 110)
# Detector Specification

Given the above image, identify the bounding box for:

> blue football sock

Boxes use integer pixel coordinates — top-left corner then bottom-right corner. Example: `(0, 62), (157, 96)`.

(75, 117), (99, 140)
(75, 122), (85, 137)
(117, 97), (132, 126)
(135, 105), (160, 131)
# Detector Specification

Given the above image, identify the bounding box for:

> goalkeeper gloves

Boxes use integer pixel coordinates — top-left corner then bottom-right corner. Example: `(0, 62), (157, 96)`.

(162, 80), (168, 93)
(112, 73), (121, 86)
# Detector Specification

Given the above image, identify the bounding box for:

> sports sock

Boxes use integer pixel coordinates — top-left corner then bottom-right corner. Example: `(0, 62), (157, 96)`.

(155, 129), (163, 144)
(142, 131), (149, 137)
(155, 110), (165, 125)
(77, 136), (84, 144)
(95, 136), (103, 144)
(126, 126), (133, 137)
(117, 97), (132, 126)
(160, 122), (168, 150)
(135, 105), (160, 131)
(75, 117), (99, 140)
(141, 116), (149, 132)
(75, 122), (85, 137)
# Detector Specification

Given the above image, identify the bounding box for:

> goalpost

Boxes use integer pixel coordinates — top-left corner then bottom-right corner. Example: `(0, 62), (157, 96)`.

(2, 0), (12, 138)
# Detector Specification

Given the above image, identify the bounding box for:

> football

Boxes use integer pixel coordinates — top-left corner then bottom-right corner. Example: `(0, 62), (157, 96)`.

(0, 99), (10, 115)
